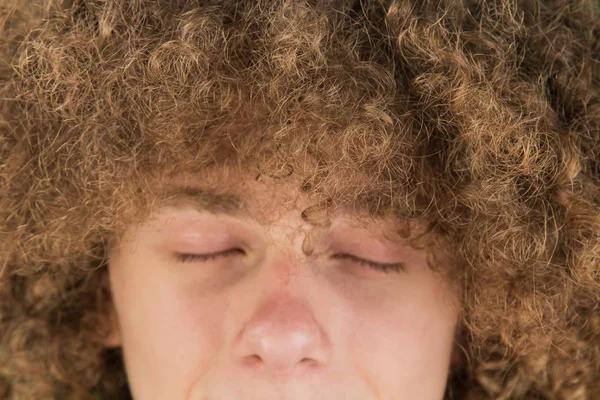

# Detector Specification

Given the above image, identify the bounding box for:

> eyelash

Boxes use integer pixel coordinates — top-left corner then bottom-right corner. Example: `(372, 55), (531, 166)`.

(175, 248), (245, 263)
(331, 253), (405, 274)
(174, 250), (405, 274)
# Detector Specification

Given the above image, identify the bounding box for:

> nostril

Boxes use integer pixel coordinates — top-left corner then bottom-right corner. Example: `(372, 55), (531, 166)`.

(300, 358), (317, 367)
(241, 354), (263, 369)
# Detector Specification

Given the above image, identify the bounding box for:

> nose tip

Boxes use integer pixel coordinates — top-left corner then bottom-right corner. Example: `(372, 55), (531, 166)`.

(232, 297), (331, 377)
(243, 324), (322, 374)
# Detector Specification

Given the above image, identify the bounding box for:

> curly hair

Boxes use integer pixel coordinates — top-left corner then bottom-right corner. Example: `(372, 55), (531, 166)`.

(1, 0), (599, 399)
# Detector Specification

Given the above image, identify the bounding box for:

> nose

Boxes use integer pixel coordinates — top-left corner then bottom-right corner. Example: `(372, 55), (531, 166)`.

(232, 294), (332, 378)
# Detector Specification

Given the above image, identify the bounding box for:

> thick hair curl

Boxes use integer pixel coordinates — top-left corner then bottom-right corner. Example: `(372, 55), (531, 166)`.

(1, 0), (599, 399)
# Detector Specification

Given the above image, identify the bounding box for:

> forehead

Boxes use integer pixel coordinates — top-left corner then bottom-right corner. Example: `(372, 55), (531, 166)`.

(148, 167), (411, 239)
(156, 170), (313, 220)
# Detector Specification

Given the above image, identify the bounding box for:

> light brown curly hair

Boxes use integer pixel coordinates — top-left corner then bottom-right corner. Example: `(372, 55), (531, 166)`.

(1, 0), (599, 399)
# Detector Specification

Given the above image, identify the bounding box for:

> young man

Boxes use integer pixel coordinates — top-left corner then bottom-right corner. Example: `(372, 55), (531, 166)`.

(1, 0), (599, 399)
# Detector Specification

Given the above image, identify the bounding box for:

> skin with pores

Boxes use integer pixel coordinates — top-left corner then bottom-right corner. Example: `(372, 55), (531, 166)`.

(105, 172), (461, 400)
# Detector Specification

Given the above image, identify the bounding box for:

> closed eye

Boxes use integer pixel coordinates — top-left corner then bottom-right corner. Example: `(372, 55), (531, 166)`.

(332, 253), (405, 274)
(174, 248), (245, 263)
(174, 250), (404, 274)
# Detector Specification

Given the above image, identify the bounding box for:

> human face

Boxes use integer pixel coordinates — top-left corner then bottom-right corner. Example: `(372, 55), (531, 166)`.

(106, 170), (461, 400)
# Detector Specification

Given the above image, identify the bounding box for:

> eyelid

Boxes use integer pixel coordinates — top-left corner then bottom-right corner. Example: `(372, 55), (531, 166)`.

(175, 248), (245, 263)
(174, 249), (405, 274)
(332, 253), (405, 273)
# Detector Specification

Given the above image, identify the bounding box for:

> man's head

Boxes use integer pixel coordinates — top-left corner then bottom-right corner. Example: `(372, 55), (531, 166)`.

(1, 1), (599, 399)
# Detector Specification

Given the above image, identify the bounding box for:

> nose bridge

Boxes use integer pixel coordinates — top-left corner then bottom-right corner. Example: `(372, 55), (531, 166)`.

(260, 218), (316, 294)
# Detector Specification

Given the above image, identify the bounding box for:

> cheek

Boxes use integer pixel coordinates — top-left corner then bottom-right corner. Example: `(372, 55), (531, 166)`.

(109, 253), (228, 397)
(348, 277), (458, 395)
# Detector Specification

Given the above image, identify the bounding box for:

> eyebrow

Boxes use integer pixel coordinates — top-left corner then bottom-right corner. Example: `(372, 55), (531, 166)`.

(155, 186), (246, 215)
